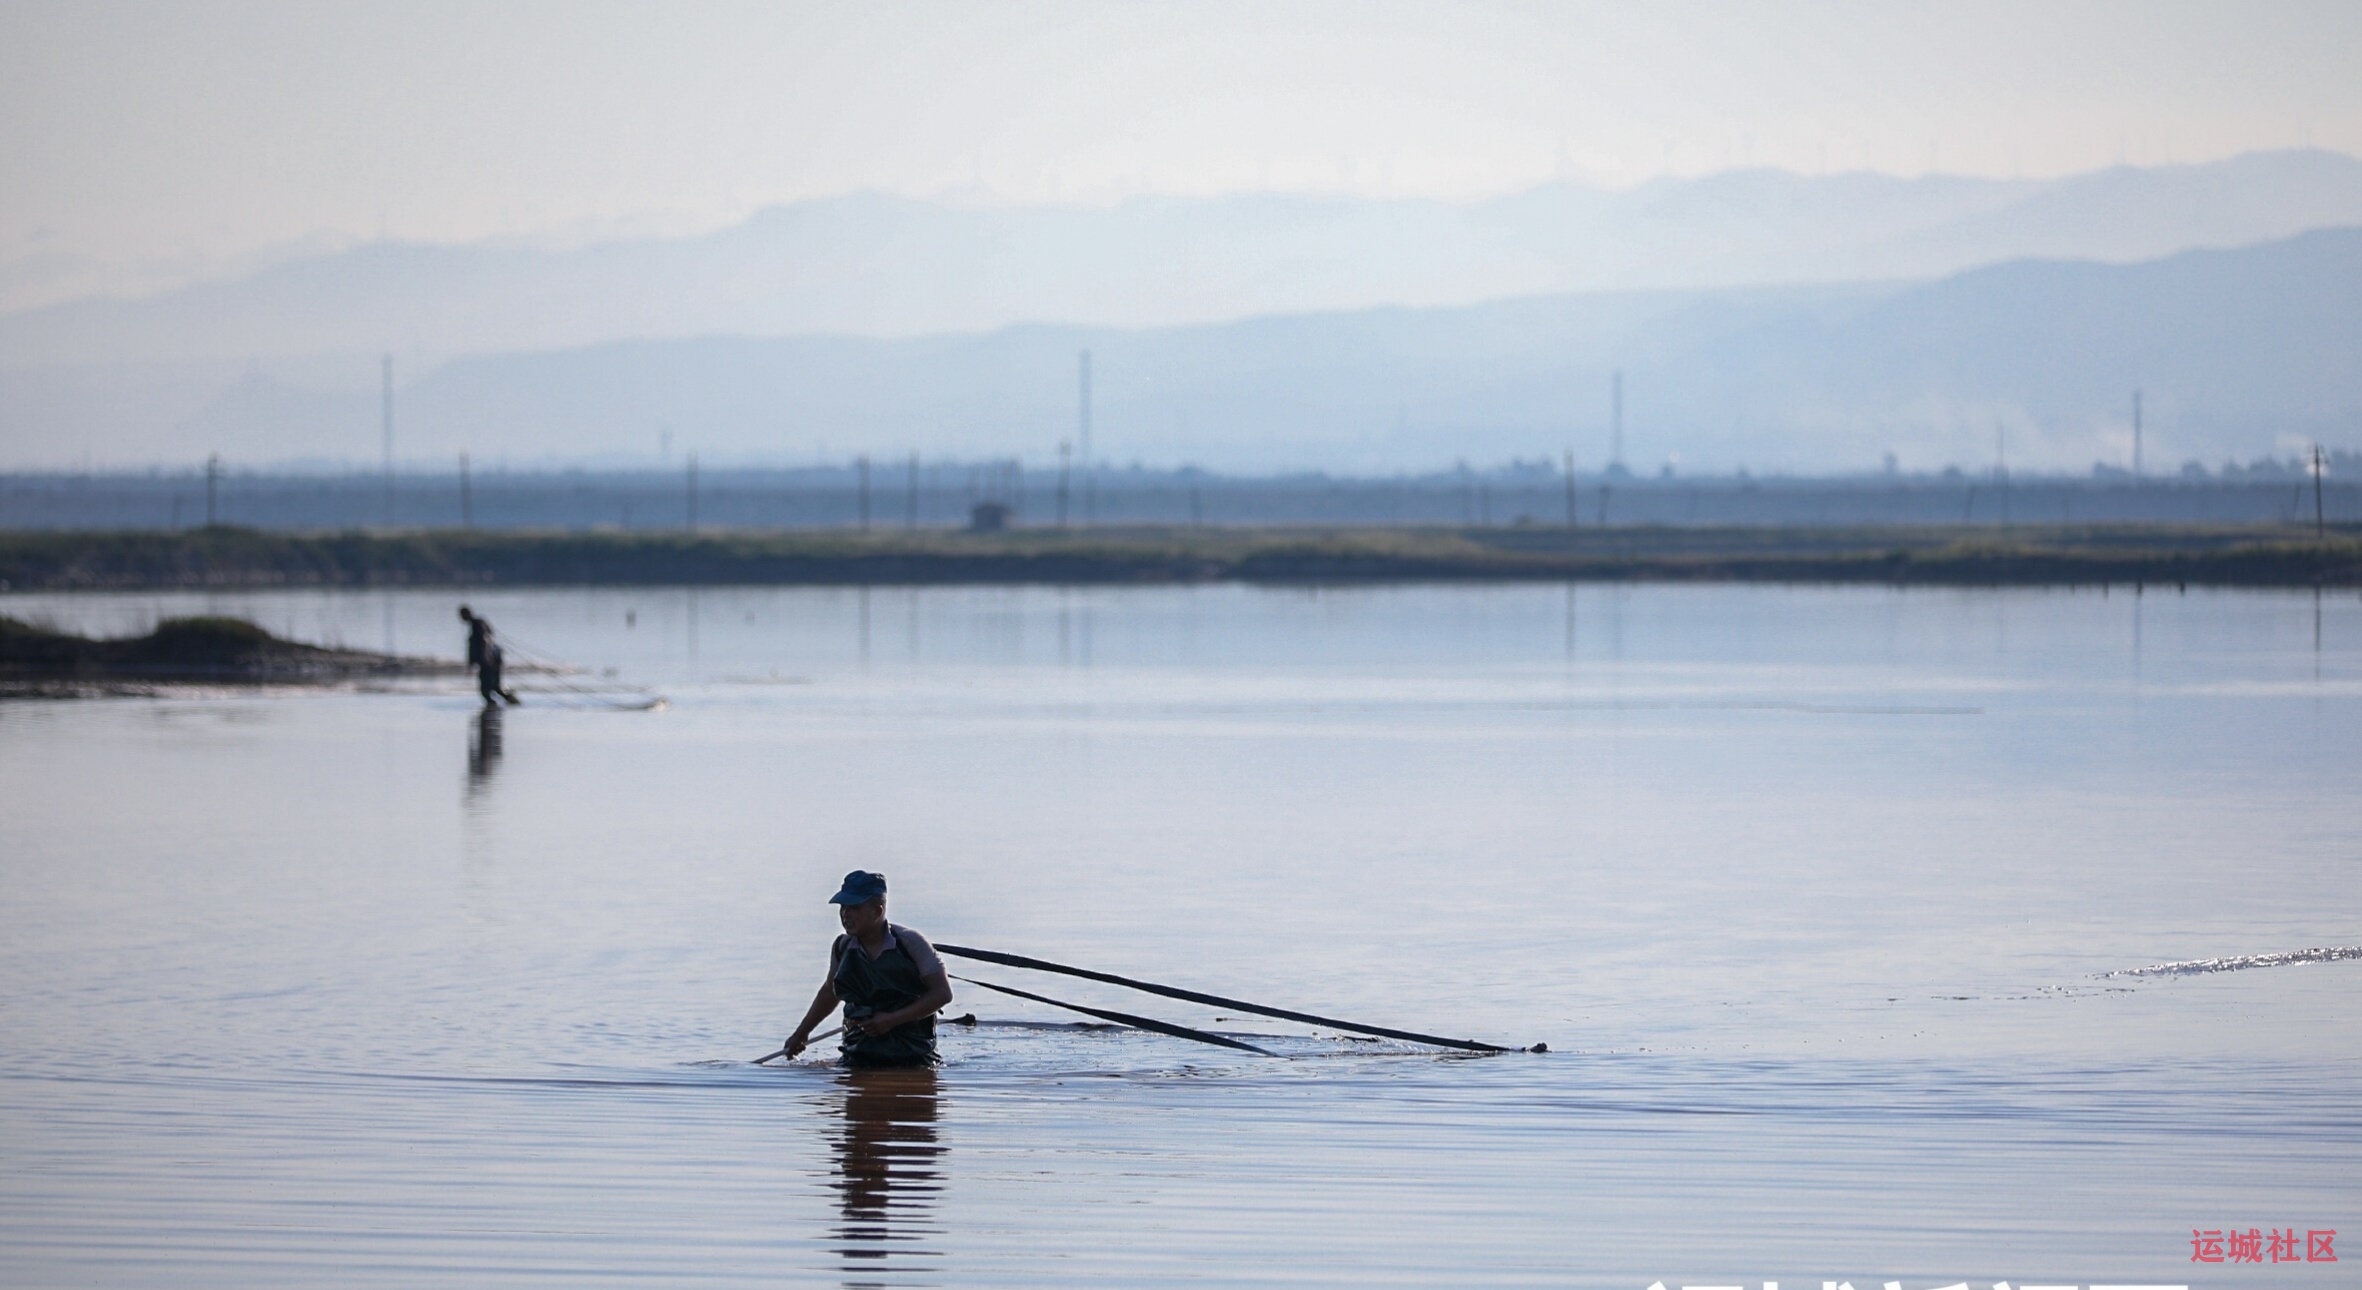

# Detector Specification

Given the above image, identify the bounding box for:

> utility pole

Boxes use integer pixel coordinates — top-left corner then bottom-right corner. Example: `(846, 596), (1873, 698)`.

(686, 452), (698, 533)
(2315, 443), (2328, 540)
(857, 454), (870, 531)
(459, 452), (472, 529)
(2132, 389), (2143, 481)
(1057, 440), (1071, 528)
(1563, 449), (1577, 531)
(205, 453), (220, 527)
(1602, 370), (1621, 525)
(1611, 369), (1624, 471)
(1078, 349), (1094, 526)
(906, 452), (919, 530)
(1996, 421), (2009, 527)
(381, 353), (395, 526)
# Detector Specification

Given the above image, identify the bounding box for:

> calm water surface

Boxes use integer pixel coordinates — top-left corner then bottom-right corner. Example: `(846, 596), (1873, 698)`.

(2, 583), (2356, 1288)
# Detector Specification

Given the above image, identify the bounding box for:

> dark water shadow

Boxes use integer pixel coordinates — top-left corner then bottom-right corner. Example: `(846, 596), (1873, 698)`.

(829, 1065), (944, 1286)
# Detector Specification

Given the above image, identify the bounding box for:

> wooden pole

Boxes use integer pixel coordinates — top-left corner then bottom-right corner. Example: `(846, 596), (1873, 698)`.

(750, 1025), (842, 1065)
(935, 943), (1518, 1052)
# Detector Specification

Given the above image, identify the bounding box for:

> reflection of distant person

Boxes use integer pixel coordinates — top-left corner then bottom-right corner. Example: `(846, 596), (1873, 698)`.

(786, 871), (954, 1067)
(467, 704), (504, 787)
(456, 605), (520, 707)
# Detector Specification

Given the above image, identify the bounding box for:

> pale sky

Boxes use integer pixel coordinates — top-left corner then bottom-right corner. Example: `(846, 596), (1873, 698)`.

(4, 0), (2360, 276)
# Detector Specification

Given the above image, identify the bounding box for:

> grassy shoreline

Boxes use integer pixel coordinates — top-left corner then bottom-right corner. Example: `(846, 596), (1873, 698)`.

(1, 524), (2357, 590)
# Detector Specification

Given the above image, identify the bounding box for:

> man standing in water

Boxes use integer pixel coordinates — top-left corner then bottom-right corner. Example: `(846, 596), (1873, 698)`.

(786, 871), (954, 1066)
(457, 605), (520, 707)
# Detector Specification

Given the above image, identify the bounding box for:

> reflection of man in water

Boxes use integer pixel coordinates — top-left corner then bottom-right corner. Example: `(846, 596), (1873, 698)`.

(832, 1066), (942, 1273)
(456, 605), (520, 707)
(467, 705), (504, 788)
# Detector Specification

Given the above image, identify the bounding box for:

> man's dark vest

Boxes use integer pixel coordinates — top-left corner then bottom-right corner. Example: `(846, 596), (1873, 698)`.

(831, 928), (939, 1066)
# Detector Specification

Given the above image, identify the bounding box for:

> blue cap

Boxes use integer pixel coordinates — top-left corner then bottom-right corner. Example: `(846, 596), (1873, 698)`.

(828, 870), (887, 905)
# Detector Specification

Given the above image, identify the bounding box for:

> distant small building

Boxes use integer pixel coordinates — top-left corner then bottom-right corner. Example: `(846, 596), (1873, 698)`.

(969, 501), (1011, 532)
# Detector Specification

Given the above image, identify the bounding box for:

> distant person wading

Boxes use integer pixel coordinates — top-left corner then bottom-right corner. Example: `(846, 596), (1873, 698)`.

(457, 606), (520, 707)
(786, 871), (954, 1067)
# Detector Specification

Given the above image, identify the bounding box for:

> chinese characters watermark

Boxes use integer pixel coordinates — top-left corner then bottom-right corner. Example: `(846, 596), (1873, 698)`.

(1644, 1226), (2339, 1290)
(2190, 1227), (2336, 1263)
(1653, 1266), (2182, 1275)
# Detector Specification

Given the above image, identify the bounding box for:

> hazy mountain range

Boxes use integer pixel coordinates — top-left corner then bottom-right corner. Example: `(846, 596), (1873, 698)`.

(9, 226), (2341, 476)
(3, 150), (2359, 471)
